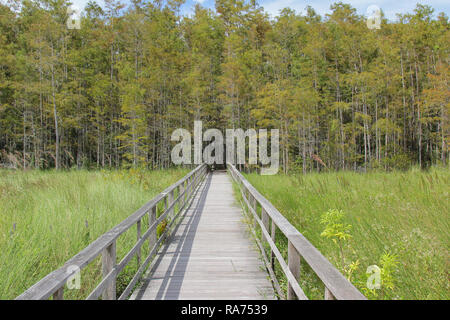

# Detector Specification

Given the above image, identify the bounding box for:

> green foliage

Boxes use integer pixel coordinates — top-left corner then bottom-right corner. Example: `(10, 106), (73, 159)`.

(320, 209), (352, 242)
(320, 208), (353, 271)
(0, 1), (448, 171)
(363, 252), (399, 299)
(0, 168), (188, 299)
(380, 252), (398, 292)
(344, 259), (360, 282)
(244, 167), (449, 299)
(372, 152), (413, 171)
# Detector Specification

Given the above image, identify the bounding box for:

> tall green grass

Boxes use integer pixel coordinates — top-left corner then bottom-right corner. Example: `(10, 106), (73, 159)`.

(0, 168), (189, 299)
(243, 167), (449, 300)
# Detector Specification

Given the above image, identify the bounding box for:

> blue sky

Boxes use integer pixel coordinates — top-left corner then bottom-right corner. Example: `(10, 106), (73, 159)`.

(63, 0), (450, 21)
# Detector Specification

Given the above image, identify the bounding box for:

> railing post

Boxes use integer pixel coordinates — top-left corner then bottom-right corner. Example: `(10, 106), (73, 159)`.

(102, 241), (116, 300)
(191, 172), (196, 191)
(270, 220), (276, 270)
(243, 188), (249, 212)
(325, 287), (335, 300)
(194, 169), (199, 188)
(149, 206), (157, 254)
(175, 188), (179, 215)
(250, 193), (258, 230)
(180, 182), (185, 207)
(287, 240), (300, 300)
(185, 178), (189, 201)
(186, 176), (191, 199)
(136, 219), (141, 267)
(53, 287), (64, 300)
(261, 207), (270, 244)
(195, 167), (200, 188)
(167, 190), (174, 220)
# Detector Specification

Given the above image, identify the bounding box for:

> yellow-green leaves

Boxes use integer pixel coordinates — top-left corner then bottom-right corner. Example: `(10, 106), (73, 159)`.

(320, 209), (352, 241)
(320, 208), (353, 270)
(363, 251), (398, 299)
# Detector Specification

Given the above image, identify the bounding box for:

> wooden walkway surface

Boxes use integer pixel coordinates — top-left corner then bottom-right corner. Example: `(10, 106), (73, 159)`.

(131, 171), (275, 300)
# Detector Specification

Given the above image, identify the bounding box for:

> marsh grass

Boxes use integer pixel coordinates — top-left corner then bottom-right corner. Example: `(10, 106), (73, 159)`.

(238, 166), (449, 300)
(0, 167), (189, 299)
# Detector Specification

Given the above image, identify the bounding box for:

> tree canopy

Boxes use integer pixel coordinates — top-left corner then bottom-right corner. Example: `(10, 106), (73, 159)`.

(0, 0), (448, 172)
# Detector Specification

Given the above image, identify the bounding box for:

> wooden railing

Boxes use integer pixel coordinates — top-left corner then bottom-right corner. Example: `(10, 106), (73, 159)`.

(227, 163), (366, 300)
(16, 164), (208, 300)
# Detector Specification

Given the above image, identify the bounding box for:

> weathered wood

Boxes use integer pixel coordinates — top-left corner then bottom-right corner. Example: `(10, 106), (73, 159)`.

(52, 287), (64, 300)
(179, 182), (185, 207)
(131, 172), (275, 300)
(227, 163), (366, 300)
(149, 206), (157, 256)
(16, 165), (205, 300)
(116, 181), (198, 301)
(270, 219), (276, 269)
(186, 177), (191, 200)
(251, 194), (258, 230)
(86, 267), (118, 300)
(261, 207), (270, 245)
(17, 162), (363, 301)
(16, 164), (206, 300)
(242, 201), (284, 299)
(118, 223), (169, 300)
(288, 240), (301, 300)
(118, 169), (206, 301)
(241, 189), (307, 300)
(164, 193), (169, 220)
(136, 219), (141, 267)
(325, 287), (335, 300)
(92, 167), (206, 301)
(102, 241), (116, 300)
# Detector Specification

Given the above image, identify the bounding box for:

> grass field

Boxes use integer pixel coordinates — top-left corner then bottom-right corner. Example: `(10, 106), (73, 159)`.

(1, 166), (448, 300)
(243, 167), (449, 300)
(0, 167), (189, 300)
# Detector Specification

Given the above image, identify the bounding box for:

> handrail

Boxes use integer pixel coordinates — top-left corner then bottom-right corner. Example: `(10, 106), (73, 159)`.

(16, 164), (208, 300)
(227, 163), (366, 300)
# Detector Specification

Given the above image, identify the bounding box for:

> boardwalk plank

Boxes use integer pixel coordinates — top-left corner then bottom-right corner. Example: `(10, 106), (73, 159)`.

(131, 172), (276, 300)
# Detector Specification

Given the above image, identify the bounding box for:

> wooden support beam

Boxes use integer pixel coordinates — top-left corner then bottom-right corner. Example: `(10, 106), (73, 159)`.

(102, 241), (116, 300)
(136, 219), (141, 267)
(270, 219), (276, 270)
(15, 164), (207, 301)
(251, 194), (258, 230)
(149, 206), (157, 254)
(261, 207), (270, 245)
(325, 287), (335, 300)
(288, 240), (301, 300)
(167, 190), (174, 221)
(52, 287), (64, 300)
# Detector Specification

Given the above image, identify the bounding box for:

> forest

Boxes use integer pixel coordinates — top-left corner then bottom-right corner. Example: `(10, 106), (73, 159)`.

(0, 0), (448, 173)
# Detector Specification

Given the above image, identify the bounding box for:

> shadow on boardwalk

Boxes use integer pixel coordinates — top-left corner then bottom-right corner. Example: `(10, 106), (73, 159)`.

(134, 174), (212, 300)
(132, 172), (275, 300)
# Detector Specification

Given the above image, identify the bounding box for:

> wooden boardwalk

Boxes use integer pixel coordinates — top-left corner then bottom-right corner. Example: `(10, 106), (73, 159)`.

(131, 171), (276, 300)
(17, 164), (365, 300)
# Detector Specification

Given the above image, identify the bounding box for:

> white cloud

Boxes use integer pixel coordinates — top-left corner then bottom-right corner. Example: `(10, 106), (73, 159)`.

(259, 0), (450, 20)
(68, 0), (89, 10)
(3, 0), (449, 21)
